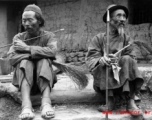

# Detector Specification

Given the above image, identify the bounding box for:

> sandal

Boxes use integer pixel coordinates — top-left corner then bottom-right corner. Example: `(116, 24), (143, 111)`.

(19, 106), (35, 120)
(40, 103), (55, 119)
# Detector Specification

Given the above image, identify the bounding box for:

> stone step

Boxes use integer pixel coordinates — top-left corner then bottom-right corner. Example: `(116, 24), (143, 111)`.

(0, 64), (152, 105)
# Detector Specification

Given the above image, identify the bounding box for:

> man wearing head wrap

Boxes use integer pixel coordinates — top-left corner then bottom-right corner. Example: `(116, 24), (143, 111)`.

(86, 4), (144, 116)
(8, 4), (56, 120)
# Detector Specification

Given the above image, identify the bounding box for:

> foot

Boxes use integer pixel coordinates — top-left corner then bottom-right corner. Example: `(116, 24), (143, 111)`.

(41, 103), (55, 119)
(19, 106), (35, 120)
(126, 99), (143, 116)
(98, 97), (115, 112)
(98, 105), (114, 112)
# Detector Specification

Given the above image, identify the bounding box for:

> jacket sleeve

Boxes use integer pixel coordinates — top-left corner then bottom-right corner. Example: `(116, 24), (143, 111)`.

(86, 34), (105, 71)
(30, 33), (57, 59)
(7, 33), (24, 55)
(8, 52), (31, 66)
(7, 33), (31, 66)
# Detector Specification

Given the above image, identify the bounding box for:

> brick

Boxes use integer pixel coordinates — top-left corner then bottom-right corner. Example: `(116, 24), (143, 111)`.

(78, 57), (85, 62)
(72, 56), (78, 62)
(69, 52), (77, 57)
(77, 52), (84, 57)
(67, 56), (72, 62)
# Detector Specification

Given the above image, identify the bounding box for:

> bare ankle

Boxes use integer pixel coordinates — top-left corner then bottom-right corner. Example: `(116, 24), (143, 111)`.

(41, 97), (51, 105)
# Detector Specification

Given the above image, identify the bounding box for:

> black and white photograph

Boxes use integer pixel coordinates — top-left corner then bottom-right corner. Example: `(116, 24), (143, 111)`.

(0, 0), (152, 120)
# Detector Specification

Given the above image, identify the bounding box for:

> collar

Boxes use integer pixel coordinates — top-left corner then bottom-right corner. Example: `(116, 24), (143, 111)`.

(24, 29), (42, 40)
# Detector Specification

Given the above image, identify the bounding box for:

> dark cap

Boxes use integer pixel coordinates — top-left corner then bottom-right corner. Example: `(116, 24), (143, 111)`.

(24, 4), (42, 16)
(103, 4), (129, 23)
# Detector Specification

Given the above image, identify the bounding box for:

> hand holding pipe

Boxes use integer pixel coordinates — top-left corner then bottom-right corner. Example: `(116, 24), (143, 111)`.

(104, 39), (144, 65)
(114, 43), (131, 57)
(113, 39), (145, 57)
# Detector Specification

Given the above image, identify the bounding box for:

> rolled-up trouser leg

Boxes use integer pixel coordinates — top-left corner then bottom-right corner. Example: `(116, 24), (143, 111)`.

(12, 59), (34, 91)
(36, 59), (55, 93)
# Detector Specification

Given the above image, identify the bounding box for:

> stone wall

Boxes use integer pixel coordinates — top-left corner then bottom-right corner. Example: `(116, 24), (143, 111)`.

(37, 0), (152, 64)
(126, 23), (152, 64)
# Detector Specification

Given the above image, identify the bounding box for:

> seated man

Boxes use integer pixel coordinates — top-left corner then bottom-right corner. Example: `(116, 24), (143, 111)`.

(8, 4), (57, 120)
(86, 4), (144, 116)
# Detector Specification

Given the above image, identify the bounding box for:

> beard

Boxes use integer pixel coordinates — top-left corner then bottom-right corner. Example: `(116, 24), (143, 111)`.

(118, 26), (124, 38)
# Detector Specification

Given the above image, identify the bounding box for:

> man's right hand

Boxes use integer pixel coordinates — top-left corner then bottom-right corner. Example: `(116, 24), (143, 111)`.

(13, 39), (31, 53)
(99, 55), (111, 66)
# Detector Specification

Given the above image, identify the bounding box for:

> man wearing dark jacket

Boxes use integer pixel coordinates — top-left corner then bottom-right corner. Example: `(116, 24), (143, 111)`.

(8, 4), (56, 120)
(86, 4), (143, 116)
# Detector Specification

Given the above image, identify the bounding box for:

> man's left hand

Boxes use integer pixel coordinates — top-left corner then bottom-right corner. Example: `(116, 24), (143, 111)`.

(108, 54), (118, 64)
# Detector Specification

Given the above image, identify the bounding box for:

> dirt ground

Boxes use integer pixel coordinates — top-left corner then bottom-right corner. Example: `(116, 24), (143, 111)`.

(0, 96), (20, 120)
(0, 96), (101, 120)
(1, 90), (152, 120)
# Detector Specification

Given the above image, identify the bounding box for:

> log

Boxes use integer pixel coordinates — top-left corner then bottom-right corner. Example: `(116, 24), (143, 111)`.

(0, 82), (21, 103)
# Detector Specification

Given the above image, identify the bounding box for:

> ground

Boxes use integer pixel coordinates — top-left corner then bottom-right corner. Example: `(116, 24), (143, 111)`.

(0, 96), (20, 120)
(1, 90), (152, 120)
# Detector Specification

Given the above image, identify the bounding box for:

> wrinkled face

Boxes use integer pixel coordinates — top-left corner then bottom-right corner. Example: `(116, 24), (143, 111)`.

(22, 11), (40, 34)
(110, 9), (126, 28)
(110, 9), (126, 36)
